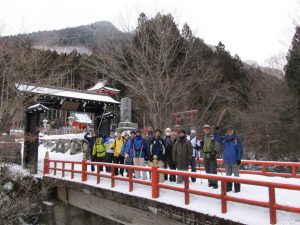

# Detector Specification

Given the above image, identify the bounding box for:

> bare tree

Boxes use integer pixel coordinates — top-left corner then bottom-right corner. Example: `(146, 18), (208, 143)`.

(91, 13), (221, 129)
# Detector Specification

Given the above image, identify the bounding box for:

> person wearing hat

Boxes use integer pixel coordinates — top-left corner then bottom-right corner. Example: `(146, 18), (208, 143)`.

(92, 133), (108, 172)
(214, 125), (244, 192)
(148, 129), (166, 182)
(201, 124), (218, 189)
(172, 129), (193, 184)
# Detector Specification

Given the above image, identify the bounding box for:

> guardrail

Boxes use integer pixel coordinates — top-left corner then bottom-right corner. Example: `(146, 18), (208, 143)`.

(43, 157), (300, 225)
(196, 158), (300, 178)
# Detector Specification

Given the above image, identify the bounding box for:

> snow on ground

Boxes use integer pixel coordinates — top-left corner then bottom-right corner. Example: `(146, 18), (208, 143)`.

(38, 134), (300, 225)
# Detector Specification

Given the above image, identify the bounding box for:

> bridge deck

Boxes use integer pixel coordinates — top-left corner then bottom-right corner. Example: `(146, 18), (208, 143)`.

(45, 169), (300, 225)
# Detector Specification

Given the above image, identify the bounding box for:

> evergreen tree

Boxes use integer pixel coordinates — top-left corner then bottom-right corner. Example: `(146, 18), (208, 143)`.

(285, 26), (300, 98)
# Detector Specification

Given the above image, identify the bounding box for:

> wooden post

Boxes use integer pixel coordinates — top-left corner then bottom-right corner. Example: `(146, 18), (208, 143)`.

(152, 165), (159, 198)
(292, 165), (297, 177)
(71, 162), (74, 179)
(269, 187), (277, 225)
(62, 162), (65, 177)
(54, 161), (57, 176)
(97, 165), (101, 184)
(111, 165), (115, 188)
(221, 181), (227, 213)
(184, 176), (190, 205)
(82, 159), (87, 182)
(262, 164), (267, 175)
(129, 169), (133, 192)
(43, 151), (49, 175)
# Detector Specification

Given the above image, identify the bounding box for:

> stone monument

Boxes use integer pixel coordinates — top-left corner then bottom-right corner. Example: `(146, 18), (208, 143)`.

(117, 97), (137, 133)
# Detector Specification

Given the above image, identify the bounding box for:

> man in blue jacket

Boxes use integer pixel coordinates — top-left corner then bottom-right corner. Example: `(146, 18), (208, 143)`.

(214, 125), (244, 193)
(133, 130), (147, 180)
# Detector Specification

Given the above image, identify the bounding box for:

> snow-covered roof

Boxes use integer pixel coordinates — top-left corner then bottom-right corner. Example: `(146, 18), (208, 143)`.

(27, 103), (50, 111)
(88, 81), (119, 93)
(73, 113), (92, 124)
(16, 83), (120, 104)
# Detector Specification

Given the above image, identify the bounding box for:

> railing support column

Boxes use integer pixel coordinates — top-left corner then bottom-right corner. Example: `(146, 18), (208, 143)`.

(111, 165), (115, 188)
(221, 181), (227, 213)
(82, 159), (87, 182)
(43, 151), (49, 175)
(129, 169), (133, 192)
(152, 165), (159, 198)
(269, 187), (277, 225)
(184, 176), (190, 205)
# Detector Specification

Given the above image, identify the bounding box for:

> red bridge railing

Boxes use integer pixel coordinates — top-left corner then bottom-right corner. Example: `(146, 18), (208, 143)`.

(196, 159), (300, 178)
(43, 157), (300, 225)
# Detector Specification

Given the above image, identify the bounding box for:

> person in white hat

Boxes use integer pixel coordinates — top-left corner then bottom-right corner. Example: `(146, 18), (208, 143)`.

(201, 124), (218, 189)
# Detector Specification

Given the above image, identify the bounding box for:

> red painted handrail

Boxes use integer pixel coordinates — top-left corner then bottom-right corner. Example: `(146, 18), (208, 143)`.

(44, 158), (300, 225)
(196, 158), (300, 178)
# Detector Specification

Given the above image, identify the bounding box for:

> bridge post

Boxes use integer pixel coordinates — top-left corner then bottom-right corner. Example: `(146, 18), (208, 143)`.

(82, 154), (87, 182)
(221, 181), (227, 213)
(152, 165), (159, 198)
(184, 175), (190, 205)
(269, 187), (277, 225)
(43, 151), (49, 175)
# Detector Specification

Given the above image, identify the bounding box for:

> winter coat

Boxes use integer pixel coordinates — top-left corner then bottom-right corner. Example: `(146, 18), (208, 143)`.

(92, 138), (107, 158)
(200, 134), (216, 159)
(164, 135), (174, 162)
(145, 135), (154, 161)
(126, 138), (135, 158)
(148, 137), (166, 161)
(112, 138), (125, 157)
(119, 139), (128, 157)
(133, 135), (146, 158)
(107, 136), (116, 154)
(190, 137), (201, 158)
(84, 132), (95, 150)
(214, 132), (243, 164)
(172, 136), (193, 170)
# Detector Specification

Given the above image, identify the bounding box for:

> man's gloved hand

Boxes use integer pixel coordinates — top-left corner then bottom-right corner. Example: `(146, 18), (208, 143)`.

(237, 160), (241, 165)
(214, 126), (219, 132)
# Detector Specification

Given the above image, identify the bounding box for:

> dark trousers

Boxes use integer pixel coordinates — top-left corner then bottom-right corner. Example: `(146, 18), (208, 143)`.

(113, 155), (125, 176)
(95, 156), (105, 171)
(164, 160), (176, 182)
(106, 152), (114, 172)
(204, 157), (218, 187)
(169, 162), (176, 182)
(190, 157), (197, 182)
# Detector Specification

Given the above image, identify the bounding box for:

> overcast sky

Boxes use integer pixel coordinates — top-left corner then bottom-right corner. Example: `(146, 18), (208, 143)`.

(0, 0), (298, 65)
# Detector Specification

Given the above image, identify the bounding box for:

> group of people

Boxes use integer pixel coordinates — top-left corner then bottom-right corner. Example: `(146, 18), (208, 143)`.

(84, 124), (244, 193)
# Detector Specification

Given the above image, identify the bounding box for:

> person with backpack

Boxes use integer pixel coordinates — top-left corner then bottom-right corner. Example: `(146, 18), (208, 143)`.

(172, 129), (193, 184)
(92, 133), (108, 171)
(133, 130), (147, 180)
(214, 125), (244, 192)
(201, 124), (218, 189)
(84, 130), (104, 172)
(112, 131), (125, 176)
(148, 129), (166, 183)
